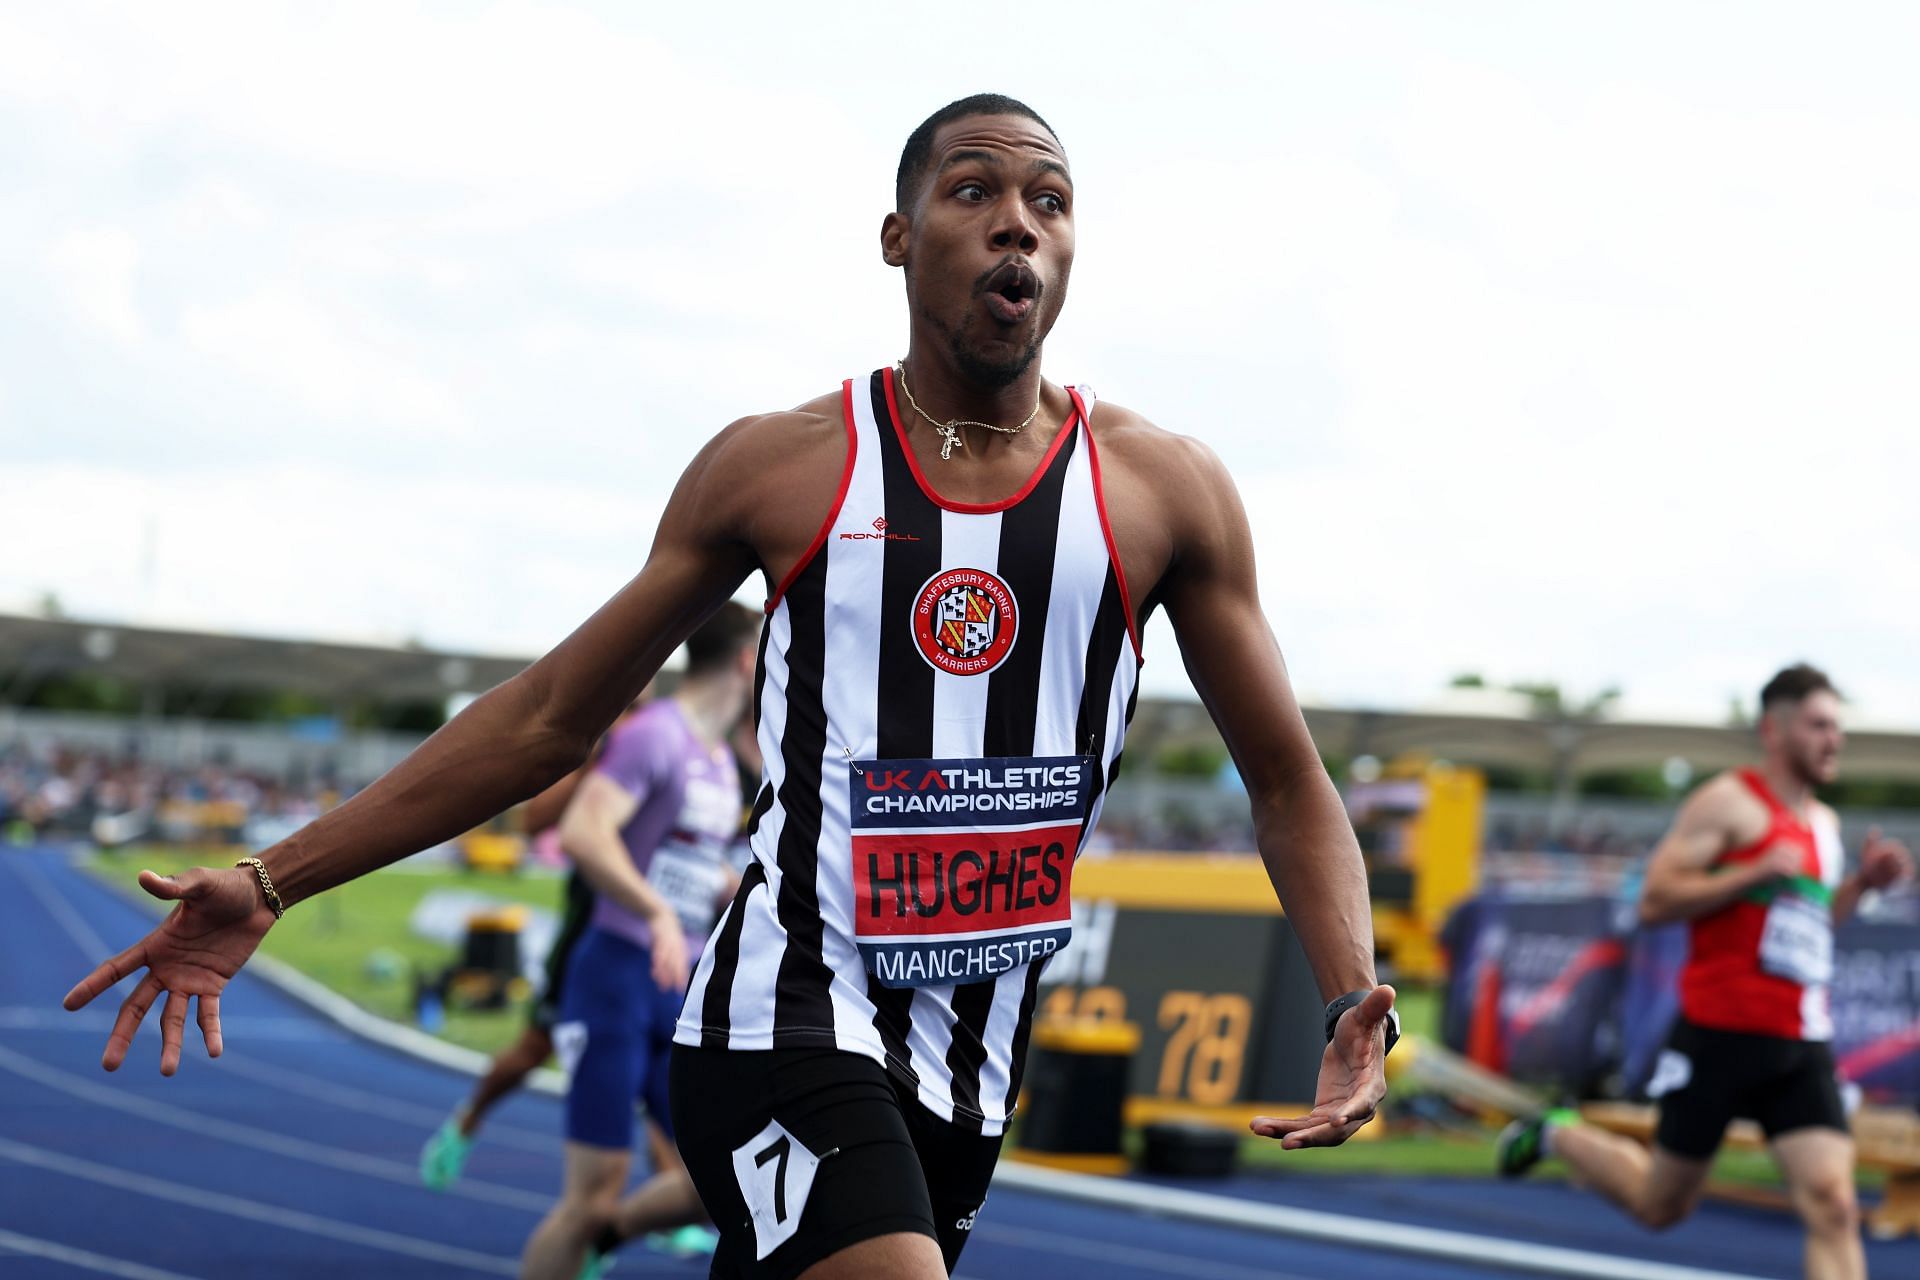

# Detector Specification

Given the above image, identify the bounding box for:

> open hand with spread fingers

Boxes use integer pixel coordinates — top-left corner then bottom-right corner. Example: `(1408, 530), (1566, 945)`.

(62, 865), (277, 1075)
(1249, 984), (1396, 1150)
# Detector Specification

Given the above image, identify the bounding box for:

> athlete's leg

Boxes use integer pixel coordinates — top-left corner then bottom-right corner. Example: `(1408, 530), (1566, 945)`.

(1551, 1124), (1713, 1230)
(429, 878), (590, 1188)
(1754, 1037), (1860, 1280)
(422, 1022), (555, 1189)
(899, 1075), (1002, 1271)
(1531, 1020), (1730, 1229)
(796, 1233), (946, 1279)
(522, 929), (647, 1279)
(462, 1024), (555, 1138)
(1771, 1128), (1862, 1280)
(520, 1141), (631, 1280)
(592, 968), (713, 1256)
(670, 1044), (951, 1280)
(597, 1124), (708, 1250)
(774, 1070), (998, 1277)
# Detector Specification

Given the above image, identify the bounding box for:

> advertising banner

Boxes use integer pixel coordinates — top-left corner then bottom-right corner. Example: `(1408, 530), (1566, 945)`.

(1442, 896), (1920, 1105)
(1831, 920), (1920, 1104)
(1440, 895), (1632, 1091)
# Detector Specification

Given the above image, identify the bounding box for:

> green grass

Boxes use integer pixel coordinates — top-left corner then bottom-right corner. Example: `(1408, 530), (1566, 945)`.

(84, 846), (566, 1057)
(1393, 983), (1438, 1040)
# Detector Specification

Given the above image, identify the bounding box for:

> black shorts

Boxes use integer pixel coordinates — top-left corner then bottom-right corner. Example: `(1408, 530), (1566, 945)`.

(669, 1045), (1002, 1279)
(1651, 1018), (1848, 1159)
(531, 871), (595, 1032)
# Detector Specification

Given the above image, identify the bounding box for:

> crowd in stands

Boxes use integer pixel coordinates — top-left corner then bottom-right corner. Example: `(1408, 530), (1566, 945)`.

(14, 734), (1901, 908)
(0, 742), (342, 848)
(1487, 817), (1658, 861)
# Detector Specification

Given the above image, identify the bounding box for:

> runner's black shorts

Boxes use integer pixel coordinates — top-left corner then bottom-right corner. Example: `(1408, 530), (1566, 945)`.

(669, 1044), (1002, 1278)
(1650, 1018), (1848, 1159)
(532, 870), (595, 1032)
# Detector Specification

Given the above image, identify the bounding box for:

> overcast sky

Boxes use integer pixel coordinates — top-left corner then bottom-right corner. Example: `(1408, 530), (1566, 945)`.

(3, 2), (1915, 725)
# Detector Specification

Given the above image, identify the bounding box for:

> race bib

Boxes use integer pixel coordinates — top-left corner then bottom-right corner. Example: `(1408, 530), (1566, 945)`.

(731, 1119), (822, 1261)
(1760, 893), (1834, 986)
(649, 840), (729, 938)
(849, 755), (1092, 988)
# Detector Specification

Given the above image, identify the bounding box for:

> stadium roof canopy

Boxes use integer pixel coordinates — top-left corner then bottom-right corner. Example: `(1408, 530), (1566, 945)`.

(0, 613), (529, 703)
(1132, 690), (1920, 782)
(6, 612), (1917, 780)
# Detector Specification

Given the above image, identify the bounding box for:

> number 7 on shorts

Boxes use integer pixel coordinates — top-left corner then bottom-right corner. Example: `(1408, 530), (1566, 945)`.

(731, 1119), (823, 1260)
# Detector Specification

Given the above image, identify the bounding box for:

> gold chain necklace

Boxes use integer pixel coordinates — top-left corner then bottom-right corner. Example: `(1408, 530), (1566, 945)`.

(895, 361), (1043, 461)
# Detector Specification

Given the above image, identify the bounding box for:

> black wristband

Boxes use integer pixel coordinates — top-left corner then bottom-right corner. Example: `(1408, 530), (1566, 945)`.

(1324, 988), (1399, 1056)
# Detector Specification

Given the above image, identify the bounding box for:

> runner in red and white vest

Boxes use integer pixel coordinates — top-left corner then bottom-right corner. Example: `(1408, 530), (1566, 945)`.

(1499, 664), (1912, 1280)
(1677, 765), (1845, 1042)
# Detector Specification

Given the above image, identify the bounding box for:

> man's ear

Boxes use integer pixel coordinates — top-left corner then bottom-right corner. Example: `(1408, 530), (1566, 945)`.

(881, 211), (909, 268)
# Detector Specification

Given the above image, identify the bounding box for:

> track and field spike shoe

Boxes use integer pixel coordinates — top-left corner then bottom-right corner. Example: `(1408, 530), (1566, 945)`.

(419, 1118), (472, 1190)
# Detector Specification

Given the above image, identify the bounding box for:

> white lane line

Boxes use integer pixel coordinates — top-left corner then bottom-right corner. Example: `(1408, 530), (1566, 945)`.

(980, 1220), (1322, 1280)
(0, 1138), (517, 1275)
(213, 1053), (563, 1155)
(991, 1163), (1769, 1280)
(243, 947), (567, 1096)
(0, 1228), (205, 1280)
(0, 1043), (550, 1214)
(10, 854), (113, 960)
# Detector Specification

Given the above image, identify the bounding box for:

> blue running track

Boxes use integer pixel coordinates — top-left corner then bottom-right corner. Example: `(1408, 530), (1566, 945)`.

(2, 847), (1911, 1279)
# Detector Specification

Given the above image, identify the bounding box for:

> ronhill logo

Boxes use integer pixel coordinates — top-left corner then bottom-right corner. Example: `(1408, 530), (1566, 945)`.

(840, 516), (922, 542)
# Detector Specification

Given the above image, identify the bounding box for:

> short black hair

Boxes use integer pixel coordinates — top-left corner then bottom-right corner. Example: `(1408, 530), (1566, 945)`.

(1760, 663), (1840, 716)
(895, 93), (1061, 212)
(684, 601), (760, 676)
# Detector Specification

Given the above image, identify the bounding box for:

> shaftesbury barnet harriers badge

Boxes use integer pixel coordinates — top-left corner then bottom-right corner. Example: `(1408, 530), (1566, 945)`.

(912, 568), (1018, 677)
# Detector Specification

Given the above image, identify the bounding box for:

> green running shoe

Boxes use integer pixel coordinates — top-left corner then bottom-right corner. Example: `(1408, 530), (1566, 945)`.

(574, 1251), (613, 1280)
(1496, 1107), (1577, 1178)
(645, 1225), (719, 1258)
(419, 1118), (472, 1191)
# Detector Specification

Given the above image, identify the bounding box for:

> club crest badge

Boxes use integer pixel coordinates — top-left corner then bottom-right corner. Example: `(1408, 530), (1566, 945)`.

(912, 568), (1018, 677)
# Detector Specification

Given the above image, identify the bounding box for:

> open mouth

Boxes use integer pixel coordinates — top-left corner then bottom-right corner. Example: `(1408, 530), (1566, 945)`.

(981, 261), (1039, 325)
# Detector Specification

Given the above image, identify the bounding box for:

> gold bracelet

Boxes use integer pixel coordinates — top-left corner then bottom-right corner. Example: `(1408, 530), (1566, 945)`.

(236, 856), (286, 918)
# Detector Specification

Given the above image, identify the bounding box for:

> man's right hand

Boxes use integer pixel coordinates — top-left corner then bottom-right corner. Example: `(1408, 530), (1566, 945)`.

(649, 913), (690, 992)
(62, 865), (277, 1075)
(1751, 842), (1808, 884)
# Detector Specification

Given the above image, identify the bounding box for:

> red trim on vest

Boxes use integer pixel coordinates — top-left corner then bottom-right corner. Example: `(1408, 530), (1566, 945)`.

(1076, 388), (1142, 663)
(766, 381), (859, 614)
(879, 366), (1080, 515)
(1717, 769), (1817, 869)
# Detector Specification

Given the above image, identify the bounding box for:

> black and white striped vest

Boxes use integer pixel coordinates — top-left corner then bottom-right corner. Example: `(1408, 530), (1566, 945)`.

(675, 367), (1141, 1135)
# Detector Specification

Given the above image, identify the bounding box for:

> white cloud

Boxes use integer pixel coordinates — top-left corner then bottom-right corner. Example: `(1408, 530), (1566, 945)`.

(3, 1), (1918, 726)
(46, 226), (145, 344)
(178, 290), (464, 432)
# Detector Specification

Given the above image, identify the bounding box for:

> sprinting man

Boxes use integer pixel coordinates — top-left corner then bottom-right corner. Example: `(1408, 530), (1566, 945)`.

(65, 94), (1396, 1280)
(420, 688), (650, 1191)
(522, 604), (759, 1280)
(1500, 664), (1912, 1280)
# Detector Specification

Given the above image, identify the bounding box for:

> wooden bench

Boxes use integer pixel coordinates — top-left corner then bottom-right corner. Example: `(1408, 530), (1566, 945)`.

(1580, 1101), (1920, 1239)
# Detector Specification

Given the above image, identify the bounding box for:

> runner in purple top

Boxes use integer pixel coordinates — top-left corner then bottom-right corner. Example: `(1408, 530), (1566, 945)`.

(584, 697), (743, 956)
(520, 602), (760, 1280)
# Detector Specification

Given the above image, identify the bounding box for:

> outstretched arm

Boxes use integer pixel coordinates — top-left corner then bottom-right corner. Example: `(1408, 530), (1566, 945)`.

(1155, 438), (1389, 1148)
(63, 421), (770, 1069)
